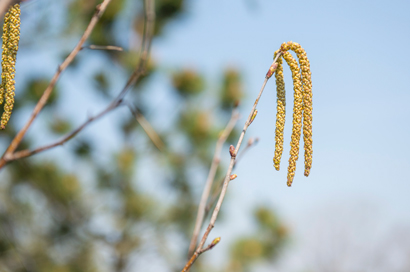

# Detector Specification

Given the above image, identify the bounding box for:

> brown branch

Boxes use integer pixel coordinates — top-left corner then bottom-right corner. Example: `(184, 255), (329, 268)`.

(0, 0), (113, 168)
(184, 237), (221, 271)
(187, 108), (239, 257)
(181, 52), (283, 272)
(0, 0), (156, 167)
(8, 102), (121, 161)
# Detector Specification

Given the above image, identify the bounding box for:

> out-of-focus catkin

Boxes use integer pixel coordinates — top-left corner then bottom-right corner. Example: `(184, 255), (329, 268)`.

(282, 51), (303, 187)
(273, 50), (286, 171)
(1, 3), (21, 130)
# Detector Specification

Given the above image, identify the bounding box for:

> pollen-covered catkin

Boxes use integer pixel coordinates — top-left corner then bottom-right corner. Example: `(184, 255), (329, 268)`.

(1, 3), (20, 130)
(282, 51), (303, 187)
(273, 50), (286, 171)
(0, 7), (11, 106)
(289, 42), (313, 177)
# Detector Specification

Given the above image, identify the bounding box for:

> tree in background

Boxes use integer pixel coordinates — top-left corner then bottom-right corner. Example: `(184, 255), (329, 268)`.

(0, 0), (287, 271)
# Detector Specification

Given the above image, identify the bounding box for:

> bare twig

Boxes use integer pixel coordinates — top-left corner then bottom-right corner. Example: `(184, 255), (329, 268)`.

(0, 0), (113, 168)
(181, 52), (283, 272)
(125, 102), (165, 152)
(204, 137), (259, 216)
(0, 0), (156, 167)
(8, 102), (121, 161)
(81, 44), (124, 51)
(187, 108), (239, 257)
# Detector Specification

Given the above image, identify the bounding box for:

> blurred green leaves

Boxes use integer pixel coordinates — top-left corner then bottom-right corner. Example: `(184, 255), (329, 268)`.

(220, 69), (243, 110)
(23, 78), (59, 106)
(227, 207), (288, 271)
(172, 69), (205, 97)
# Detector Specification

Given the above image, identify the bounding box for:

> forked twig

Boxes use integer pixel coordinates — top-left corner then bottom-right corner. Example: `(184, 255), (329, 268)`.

(187, 108), (239, 257)
(0, 0), (156, 167)
(8, 103), (120, 161)
(181, 52), (282, 272)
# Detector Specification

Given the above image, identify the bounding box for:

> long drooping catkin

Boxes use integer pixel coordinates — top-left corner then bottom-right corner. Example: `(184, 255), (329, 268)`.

(1, 3), (21, 130)
(282, 42), (313, 177)
(281, 51), (303, 187)
(273, 50), (286, 171)
(291, 43), (312, 177)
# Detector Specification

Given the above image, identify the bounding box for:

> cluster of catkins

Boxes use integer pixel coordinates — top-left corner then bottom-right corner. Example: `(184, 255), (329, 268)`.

(271, 41), (312, 187)
(0, 3), (20, 130)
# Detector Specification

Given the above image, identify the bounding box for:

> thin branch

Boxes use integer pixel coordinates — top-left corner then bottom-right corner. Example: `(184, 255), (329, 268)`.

(125, 101), (165, 152)
(204, 137), (260, 216)
(81, 45), (124, 51)
(0, 0), (156, 167)
(0, 0), (113, 168)
(187, 108), (239, 257)
(8, 102), (121, 161)
(181, 52), (283, 272)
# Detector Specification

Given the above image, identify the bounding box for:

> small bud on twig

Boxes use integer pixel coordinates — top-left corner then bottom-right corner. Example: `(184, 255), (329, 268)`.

(249, 109), (258, 125)
(211, 237), (221, 248)
(266, 63), (278, 79)
(230, 174), (237, 180)
(229, 145), (236, 157)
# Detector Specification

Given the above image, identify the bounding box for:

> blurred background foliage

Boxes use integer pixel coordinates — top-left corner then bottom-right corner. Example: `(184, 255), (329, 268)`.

(0, 0), (287, 271)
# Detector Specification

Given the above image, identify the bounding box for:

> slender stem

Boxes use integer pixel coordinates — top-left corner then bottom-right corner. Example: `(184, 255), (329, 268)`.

(8, 103), (120, 161)
(187, 109), (239, 257)
(0, 0), (113, 168)
(181, 52), (282, 272)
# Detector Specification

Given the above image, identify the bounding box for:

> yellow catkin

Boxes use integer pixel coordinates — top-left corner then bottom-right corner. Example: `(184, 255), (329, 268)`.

(281, 51), (303, 187)
(273, 50), (286, 171)
(290, 43), (313, 177)
(1, 3), (20, 130)
(0, 8), (11, 106)
(280, 41), (313, 180)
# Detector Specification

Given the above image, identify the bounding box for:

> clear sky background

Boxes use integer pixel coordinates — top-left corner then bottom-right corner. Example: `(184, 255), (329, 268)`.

(4, 0), (410, 271)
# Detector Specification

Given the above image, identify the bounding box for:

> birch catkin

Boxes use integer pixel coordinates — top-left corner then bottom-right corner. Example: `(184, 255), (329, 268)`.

(282, 51), (303, 186)
(1, 3), (21, 130)
(273, 42), (312, 186)
(273, 50), (286, 171)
